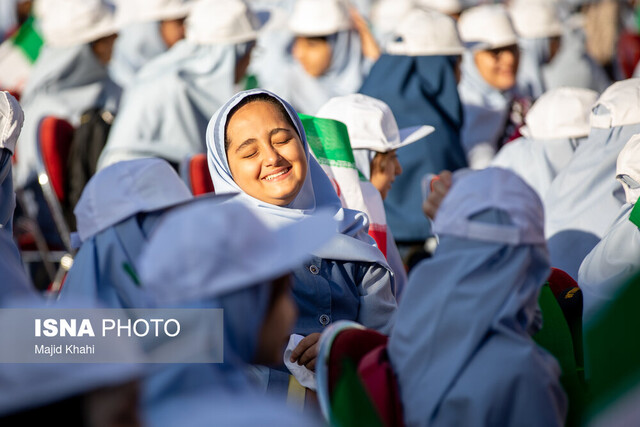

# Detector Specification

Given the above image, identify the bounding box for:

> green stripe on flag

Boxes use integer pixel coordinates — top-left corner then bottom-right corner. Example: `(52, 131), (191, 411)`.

(315, 157), (358, 169)
(12, 16), (42, 63)
(299, 114), (356, 168)
(330, 359), (384, 427)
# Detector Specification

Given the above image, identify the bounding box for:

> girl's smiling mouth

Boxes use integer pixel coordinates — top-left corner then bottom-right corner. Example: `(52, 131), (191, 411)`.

(263, 167), (292, 182)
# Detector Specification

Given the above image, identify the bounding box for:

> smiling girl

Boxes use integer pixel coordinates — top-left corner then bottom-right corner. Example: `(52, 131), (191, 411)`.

(207, 90), (397, 382)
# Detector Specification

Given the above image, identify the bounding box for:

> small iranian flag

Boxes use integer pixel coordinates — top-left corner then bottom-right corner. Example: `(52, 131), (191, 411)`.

(0, 16), (43, 97)
(300, 114), (388, 257)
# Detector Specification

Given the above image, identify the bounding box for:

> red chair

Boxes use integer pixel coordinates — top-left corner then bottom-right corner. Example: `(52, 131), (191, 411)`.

(547, 267), (578, 298)
(617, 31), (640, 79)
(22, 116), (75, 290)
(317, 321), (404, 427)
(180, 153), (215, 196)
(37, 116), (74, 251)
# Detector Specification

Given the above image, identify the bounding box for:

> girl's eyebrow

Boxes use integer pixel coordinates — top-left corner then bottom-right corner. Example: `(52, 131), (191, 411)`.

(235, 138), (257, 153)
(270, 128), (292, 137)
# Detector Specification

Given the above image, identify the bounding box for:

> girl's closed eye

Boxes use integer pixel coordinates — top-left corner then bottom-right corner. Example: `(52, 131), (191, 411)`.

(241, 149), (258, 159)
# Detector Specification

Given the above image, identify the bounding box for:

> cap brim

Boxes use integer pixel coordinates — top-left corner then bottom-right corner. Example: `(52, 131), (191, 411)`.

(396, 125), (436, 148)
(464, 38), (518, 51)
(386, 42), (466, 57)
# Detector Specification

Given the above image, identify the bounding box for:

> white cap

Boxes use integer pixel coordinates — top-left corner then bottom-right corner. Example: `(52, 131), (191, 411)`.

(414, 0), (463, 15)
(590, 78), (640, 129)
(521, 87), (598, 140)
(616, 134), (640, 204)
(457, 4), (518, 50)
(140, 199), (336, 305)
(289, 0), (351, 37)
(433, 167), (545, 245)
(509, 1), (563, 39)
(73, 158), (192, 245)
(386, 8), (464, 56)
(185, 0), (264, 45)
(371, 0), (414, 35)
(316, 94), (435, 153)
(0, 91), (24, 155)
(135, 0), (195, 22)
(35, 0), (120, 48)
(0, 298), (142, 416)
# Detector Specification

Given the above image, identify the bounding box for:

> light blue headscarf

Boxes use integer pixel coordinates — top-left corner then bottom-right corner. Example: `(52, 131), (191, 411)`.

(145, 379), (317, 427)
(246, 0), (295, 92)
(389, 169), (566, 426)
(491, 135), (584, 199)
(279, 30), (369, 115)
(60, 158), (193, 308)
(143, 284), (273, 413)
(16, 43), (121, 188)
(545, 100), (640, 279)
(579, 203), (640, 323)
(59, 214), (162, 308)
(458, 50), (514, 169)
(206, 88), (389, 266)
(542, 23), (610, 94)
(109, 21), (168, 89)
(141, 246), (310, 426)
(517, 37), (551, 100)
(98, 39), (239, 168)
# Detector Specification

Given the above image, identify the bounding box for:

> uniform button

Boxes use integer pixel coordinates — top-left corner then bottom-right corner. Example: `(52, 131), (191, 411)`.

(309, 265), (319, 275)
(319, 314), (330, 326)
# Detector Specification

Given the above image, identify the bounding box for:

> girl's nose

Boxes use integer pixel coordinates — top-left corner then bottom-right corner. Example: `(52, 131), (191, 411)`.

(264, 144), (282, 165)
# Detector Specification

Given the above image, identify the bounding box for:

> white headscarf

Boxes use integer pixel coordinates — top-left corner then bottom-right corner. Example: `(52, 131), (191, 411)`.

(579, 133), (640, 323)
(458, 51), (514, 169)
(98, 0), (261, 168)
(0, 91), (23, 230)
(284, 30), (368, 115)
(457, 4), (520, 169)
(16, 43), (121, 187)
(109, 21), (169, 88)
(491, 87), (598, 198)
(545, 78), (640, 279)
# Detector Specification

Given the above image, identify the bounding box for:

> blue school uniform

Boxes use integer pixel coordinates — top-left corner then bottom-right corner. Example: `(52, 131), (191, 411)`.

(360, 54), (466, 242)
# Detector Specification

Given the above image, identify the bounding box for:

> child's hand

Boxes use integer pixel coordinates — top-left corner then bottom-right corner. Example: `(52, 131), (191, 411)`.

(423, 170), (453, 220)
(350, 7), (380, 61)
(289, 332), (322, 372)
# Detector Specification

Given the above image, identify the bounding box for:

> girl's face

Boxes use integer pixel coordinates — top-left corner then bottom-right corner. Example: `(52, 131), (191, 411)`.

(159, 18), (186, 48)
(474, 44), (519, 91)
(91, 33), (118, 66)
(370, 150), (402, 200)
(292, 36), (332, 77)
(226, 101), (308, 206)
